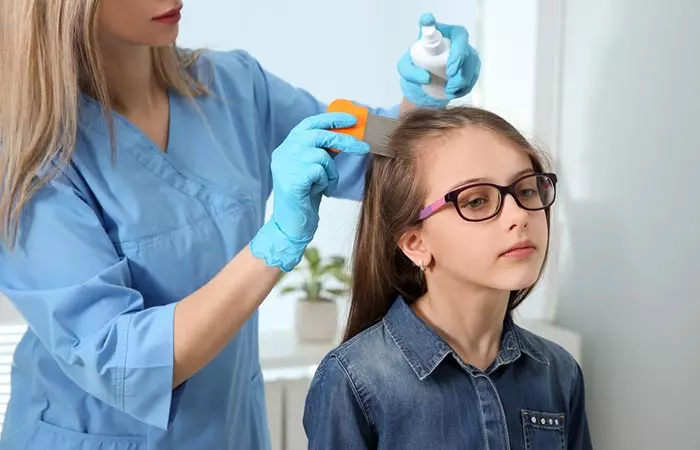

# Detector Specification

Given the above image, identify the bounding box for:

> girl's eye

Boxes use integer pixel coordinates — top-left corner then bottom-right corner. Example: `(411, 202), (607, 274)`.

(460, 196), (491, 209)
(519, 188), (537, 199)
(467, 198), (487, 208)
(457, 186), (496, 211)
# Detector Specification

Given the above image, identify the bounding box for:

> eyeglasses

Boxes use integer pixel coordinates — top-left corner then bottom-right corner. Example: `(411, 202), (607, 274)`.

(418, 173), (558, 222)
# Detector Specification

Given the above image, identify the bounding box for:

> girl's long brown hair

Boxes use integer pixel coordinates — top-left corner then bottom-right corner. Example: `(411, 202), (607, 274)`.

(343, 106), (553, 342)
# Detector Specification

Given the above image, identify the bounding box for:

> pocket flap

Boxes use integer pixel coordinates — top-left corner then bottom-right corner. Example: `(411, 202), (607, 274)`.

(521, 409), (565, 430)
(30, 419), (146, 449)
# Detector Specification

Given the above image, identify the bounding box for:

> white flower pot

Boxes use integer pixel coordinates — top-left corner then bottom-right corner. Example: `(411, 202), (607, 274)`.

(294, 298), (339, 343)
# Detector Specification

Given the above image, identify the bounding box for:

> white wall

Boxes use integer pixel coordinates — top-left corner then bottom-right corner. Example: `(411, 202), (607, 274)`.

(553, 1), (700, 449)
(176, 1), (479, 333)
(477, 0), (538, 134)
(0, 295), (21, 325)
(476, 0), (559, 323)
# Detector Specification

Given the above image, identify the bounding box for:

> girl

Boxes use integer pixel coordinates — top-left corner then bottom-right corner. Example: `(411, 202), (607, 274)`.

(0, 1), (480, 449)
(303, 107), (592, 449)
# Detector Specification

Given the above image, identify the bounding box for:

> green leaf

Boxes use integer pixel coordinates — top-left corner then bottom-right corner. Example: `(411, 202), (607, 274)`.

(305, 247), (321, 273)
(305, 280), (322, 301)
(319, 264), (340, 276)
(287, 249), (353, 300)
(332, 269), (351, 285)
(325, 288), (347, 297)
(329, 256), (346, 266)
(280, 285), (301, 294)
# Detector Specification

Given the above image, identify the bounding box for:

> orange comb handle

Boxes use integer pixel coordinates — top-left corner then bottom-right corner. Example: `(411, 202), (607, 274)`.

(326, 99), (369, 153)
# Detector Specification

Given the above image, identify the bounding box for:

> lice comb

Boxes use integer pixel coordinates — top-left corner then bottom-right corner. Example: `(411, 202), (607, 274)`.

(327, 99), (398, 158)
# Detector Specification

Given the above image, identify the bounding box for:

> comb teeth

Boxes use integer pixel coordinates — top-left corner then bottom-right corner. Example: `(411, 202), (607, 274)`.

(364, 113), (399, 158)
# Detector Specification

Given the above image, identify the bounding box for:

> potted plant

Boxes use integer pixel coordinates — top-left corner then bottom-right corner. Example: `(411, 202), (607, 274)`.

(278, 246), (350, 343)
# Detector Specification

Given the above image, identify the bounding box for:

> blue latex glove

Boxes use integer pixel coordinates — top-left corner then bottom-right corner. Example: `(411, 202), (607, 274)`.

(398, 13), (481, 108)
(250, 112), (370, 272)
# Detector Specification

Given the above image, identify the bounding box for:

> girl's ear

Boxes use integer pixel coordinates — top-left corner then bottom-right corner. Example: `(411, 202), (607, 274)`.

(398, 227), (433, 270)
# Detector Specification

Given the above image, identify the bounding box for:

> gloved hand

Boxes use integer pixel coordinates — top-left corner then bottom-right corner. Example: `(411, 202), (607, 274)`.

(398, 13), (481, 108)
(250, 112), (370, 272)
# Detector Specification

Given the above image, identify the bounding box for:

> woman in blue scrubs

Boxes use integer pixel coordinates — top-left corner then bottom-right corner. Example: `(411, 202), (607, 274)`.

(0, 1), (480, 449)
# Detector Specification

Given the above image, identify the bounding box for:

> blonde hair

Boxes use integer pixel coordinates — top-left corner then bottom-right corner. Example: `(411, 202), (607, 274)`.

(0, 0), (209, 247)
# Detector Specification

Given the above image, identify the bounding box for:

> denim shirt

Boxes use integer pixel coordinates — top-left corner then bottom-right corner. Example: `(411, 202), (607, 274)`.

(303, 297), (593, 450)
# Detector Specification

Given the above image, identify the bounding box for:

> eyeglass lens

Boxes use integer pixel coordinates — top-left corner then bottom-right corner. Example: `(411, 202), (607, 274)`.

(456, 174), (555, 221)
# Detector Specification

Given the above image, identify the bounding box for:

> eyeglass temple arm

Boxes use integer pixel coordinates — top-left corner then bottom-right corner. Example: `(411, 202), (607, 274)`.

(418, 197), (448, 221)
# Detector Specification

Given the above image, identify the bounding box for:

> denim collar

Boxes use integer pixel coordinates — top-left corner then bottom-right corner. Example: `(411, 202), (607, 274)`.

(383, 296), (549, 380)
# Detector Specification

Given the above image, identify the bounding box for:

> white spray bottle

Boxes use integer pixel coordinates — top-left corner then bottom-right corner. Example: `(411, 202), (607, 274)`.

(409, 24), (451, 99)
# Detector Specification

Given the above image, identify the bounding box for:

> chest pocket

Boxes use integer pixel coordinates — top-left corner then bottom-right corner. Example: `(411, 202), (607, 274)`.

(521, 410), (566, 450)
(29, 419), (145, 450)
(113, 195), (260, 307)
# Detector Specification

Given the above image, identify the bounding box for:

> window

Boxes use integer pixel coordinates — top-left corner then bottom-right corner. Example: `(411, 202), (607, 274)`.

(0, 324), (26, 432)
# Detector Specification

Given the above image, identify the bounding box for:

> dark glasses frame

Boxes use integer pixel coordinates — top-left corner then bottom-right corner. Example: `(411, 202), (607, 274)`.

(417, 172), (558, 222)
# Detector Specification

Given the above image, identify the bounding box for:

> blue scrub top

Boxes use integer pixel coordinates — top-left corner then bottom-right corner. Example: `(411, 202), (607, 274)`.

(0, 49), (397, 450)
